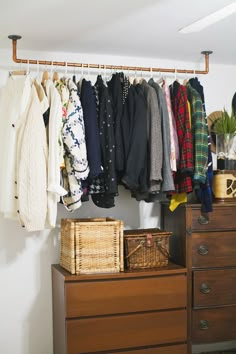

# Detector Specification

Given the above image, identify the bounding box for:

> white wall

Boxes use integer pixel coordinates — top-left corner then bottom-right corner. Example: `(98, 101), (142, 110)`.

(0, 47), (236, 354)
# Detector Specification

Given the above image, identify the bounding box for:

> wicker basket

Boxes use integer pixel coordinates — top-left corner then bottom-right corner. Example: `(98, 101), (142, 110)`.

(60, 218), (124, 275)
(124, 228), (171, 270)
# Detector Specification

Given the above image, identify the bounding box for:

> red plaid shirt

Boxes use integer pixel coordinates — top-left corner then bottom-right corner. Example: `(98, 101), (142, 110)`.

(171, 82), (193, 193)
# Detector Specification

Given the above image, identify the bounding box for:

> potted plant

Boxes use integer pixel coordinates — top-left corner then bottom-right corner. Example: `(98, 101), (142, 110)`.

(210, 109), (236, 201)
(211, 109), (236, 170)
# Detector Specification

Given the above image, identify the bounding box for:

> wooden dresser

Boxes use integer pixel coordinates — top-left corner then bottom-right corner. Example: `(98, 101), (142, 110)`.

(161, 202), (236, 354)
(51, 264), (187, 354)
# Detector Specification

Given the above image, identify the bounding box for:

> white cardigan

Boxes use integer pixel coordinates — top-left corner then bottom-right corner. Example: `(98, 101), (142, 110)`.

(16, 85), (48, 232)
(0, 75), (32, 220)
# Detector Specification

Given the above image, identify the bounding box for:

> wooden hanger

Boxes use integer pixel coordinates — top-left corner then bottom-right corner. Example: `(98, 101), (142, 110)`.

(41, 70), (50, 85)
(183, 78), (189, 86)
(9, 70), (27, 76)
(53, 71), (59, 82)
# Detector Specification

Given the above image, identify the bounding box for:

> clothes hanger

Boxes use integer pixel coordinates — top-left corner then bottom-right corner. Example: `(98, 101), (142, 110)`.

(157, 70), (165, 85)
(53, 71), (59, 82)
(174, 68), (177, 82)
(139, 69), (144, 84)
(9, 60), (28, 76)
(79, 63), (85, 89)
(9, 69), (27, 76)
(41, 65), (50, 86)
(72, 65), (77, 84)
(103, 65), (108, 84)
(132, 69), (139, 86)
(183, 70), (189, 86)
(65, 61), (68, 77)
(36, 60), (40, 81)
(87, 63), (91, 82)
(52, 62), (60, 82)
(149, 67), (153, 80)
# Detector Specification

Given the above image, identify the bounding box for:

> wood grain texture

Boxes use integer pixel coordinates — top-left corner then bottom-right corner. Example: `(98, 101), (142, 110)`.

(192, 306), (236, 343)
(192, 232), (236, 268)
(65, 274), (186, 317)
(52, 264), (187, 354)
(51, 266), (67, 354)
(116, 344), (187, 353)
(193, 269), (236, 307)
(161, 202), (236, 353)
(66, 310), (187, 353)
(191, 204), (236, 231)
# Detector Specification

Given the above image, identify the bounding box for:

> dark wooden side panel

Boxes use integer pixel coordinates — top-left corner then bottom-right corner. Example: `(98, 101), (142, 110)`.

(52, 266), (66, 354)
(120, 343), (187, 354)
(65, 274), (186, 317)
(192, 306), (236, 343)
(161, 204), (187, 267)
(66, 310), (187, 353)
(192, 232), (236, 268)
(193, 269), (236, 307)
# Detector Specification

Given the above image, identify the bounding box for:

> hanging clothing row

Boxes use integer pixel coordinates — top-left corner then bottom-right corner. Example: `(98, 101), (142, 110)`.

(0, 69), (213, 232)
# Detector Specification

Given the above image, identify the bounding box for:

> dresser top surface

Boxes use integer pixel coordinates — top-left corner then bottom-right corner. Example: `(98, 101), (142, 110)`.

(52, 263), (187, 282)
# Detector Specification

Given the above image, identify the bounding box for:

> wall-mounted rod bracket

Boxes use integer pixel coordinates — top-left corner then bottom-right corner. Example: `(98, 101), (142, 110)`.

(8, 34), (213, 75)
(8, 34), (22, 41)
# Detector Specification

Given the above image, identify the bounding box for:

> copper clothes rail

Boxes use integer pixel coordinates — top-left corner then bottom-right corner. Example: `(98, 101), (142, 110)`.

(8, 34), (213, 75)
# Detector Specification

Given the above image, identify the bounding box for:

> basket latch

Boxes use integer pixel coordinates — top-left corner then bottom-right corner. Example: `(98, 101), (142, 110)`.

(146, 233), (154, 247)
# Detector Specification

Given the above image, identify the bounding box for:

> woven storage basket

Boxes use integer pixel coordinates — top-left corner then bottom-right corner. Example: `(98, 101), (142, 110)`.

(60, 218), (124, 275)
(124, 228), (171, 270)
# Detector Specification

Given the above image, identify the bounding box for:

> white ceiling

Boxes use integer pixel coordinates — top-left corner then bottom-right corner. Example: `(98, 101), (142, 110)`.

(1, 0), (236, 65)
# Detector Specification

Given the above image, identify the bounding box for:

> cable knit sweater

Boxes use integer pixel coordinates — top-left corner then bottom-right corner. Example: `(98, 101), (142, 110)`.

(16, 85), (48, 232)
(0, 75), (31, 219)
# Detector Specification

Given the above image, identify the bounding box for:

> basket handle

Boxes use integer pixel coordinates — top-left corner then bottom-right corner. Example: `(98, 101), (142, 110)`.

(156, 242), (170, 259)
(125, 239), (170, 260)
(125, 241), (145, 259)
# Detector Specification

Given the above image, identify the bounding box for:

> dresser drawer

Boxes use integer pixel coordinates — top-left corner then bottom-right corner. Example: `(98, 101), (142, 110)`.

(66, 310), (187, 353)
(191, 205), (236, 231)
(116, 344), (187, 354)
(192, 306), (236, 343)
(192, 232), (236, 268)
(65, 274), (186, 317)
(193, 269), (236, 307)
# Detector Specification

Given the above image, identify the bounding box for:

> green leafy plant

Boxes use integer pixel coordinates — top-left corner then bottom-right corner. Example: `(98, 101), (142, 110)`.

(211, 109), (236, 134)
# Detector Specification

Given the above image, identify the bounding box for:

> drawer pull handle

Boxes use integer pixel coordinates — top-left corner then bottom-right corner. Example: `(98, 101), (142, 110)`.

(199, 320), (209, 330)
(198, 215), (209, 225)
(198, 245), (209, 256)
(200, 283), (211, 294)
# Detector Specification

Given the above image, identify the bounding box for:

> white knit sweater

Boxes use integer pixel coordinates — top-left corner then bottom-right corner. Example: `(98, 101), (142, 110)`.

(16, 85), (48, 232)
(0, 75), (32, 219)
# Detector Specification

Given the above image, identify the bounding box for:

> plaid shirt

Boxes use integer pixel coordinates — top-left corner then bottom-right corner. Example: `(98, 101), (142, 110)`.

(187, 83), (208, 185)
(171, 82), (193, 193)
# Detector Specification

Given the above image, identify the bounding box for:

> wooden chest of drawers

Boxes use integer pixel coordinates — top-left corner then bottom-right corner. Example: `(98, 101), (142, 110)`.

(52, 264), (187, 354)
(161, 202), (236, 353)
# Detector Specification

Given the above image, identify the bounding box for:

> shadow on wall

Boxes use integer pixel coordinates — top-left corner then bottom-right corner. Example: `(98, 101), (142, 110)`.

(0, 217), (29, 265)
(57, 185), (142, 229)
(26, 227), (60, 354)
(0, 216), (61, 354)
(139, 200), (161, 229)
